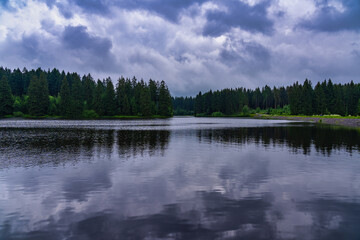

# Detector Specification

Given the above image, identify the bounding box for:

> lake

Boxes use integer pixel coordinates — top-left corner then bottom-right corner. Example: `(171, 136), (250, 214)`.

(0, 117), (360, 240)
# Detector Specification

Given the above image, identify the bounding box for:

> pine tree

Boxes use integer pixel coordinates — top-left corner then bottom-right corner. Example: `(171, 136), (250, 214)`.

(288, 82), (302, 115)
(9, 68), (24, 96)
(313, 82), (326, 114)
(158, 80), (172, 116)
(71, 75), (83, 118)
(59, 77), (72, 118)
(93, 80), (105, 116)
(302, 79), (313, 115)
(195, 91), (203, 115)
(333, 85), (345, 116)
(116, 77), (130, 115)
(148, 79), (158, 114)
(27, 73), (49, 116)
(103, 78), (116, 116)
(140, 86), (152, 117)
(325, 79), (336, 113)
(0, 76), (14, 116)
(82, 74), (95, 110)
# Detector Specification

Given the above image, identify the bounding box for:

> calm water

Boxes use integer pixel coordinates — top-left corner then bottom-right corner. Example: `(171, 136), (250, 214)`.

(0, 117), (360, 240)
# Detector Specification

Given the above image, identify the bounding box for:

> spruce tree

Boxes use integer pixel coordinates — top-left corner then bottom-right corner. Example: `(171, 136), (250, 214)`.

(325, 79), (336, 113)
(59, 77), (72, 118)
(82, 74), (95, 110)
(93, 80), (105, 116)
(0, 76), (14, 116)
(140, 86), (152, 117)
(288, 82), (302, 115)
(158, 81), (172, 116)
(333, 85), (345, 116)
(302, 79), (313, 115)
(116, 77), (130, 115)
(103, 78), (116, 116)
(195, 91), (203, 115)
(314, 82), (326, 114)
(27, 73), (49, 116)
(71, 75), (83, 118)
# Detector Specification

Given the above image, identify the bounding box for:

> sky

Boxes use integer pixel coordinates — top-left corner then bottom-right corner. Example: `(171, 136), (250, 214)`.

(0, 0), (359, 96)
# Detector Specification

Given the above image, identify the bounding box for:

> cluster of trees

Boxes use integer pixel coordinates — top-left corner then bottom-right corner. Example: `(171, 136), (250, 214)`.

(0, 67), (173, 118)
(289, 79), (360, 116)
(174, 85), (289, 116)
(172, 97), (195, 115)
(174, 79), (360, 116)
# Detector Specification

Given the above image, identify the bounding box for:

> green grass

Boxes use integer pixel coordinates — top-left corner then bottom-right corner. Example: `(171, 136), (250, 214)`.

(260, 114), (360, 119)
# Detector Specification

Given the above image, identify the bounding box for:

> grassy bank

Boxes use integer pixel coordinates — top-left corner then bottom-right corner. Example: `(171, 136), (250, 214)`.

(257, 114), (360, 119)
(254, 114), (360, 128)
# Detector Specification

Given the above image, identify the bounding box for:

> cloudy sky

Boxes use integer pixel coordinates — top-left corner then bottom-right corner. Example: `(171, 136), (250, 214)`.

(0, 0), (359, 96)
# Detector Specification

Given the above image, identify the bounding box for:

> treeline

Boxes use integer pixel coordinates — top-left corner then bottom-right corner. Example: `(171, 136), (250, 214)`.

(0, 67), (173, 118)
(173, 79), (360, 116)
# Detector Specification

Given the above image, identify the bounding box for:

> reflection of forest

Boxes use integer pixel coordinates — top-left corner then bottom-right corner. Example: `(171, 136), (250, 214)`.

(196, 125), (360, 156)
(116, 130), (170, 157)
(0, 128), (171, 167)
(0, 125), (359, 167)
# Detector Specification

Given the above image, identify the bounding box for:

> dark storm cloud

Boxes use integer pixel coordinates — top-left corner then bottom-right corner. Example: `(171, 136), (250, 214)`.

(299, 0), (360, 32)
(203, 0), (274, 36)
(0, 33), (52, 65)
(43, 0), (274, 36)
(56, 3), (74, 19)
(61, 25), (119, 72)
(51, 0), (207, 21)
(62, 25), (112, 55)
(0, 0), (9, 7)
(72, 0), (110, 15)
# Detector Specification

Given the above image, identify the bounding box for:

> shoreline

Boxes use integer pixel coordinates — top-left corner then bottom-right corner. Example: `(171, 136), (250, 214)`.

(2, 114), (360, 128)
(254, 114), (360, 128)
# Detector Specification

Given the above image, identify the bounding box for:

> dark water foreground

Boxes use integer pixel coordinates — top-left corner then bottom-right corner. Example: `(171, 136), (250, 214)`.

(0, 117), (360, 240)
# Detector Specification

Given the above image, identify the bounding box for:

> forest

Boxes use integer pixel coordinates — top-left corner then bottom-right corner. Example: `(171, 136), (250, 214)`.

(1, 67), (359, 119)
(173, 79), (360, 117)
(0, 67), (173, 118)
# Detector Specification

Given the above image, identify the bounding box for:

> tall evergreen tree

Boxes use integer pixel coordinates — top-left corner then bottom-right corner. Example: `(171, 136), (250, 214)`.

(116, 77), (130, 115)
(140, 86), (152, 117)
(82, 74), (96, 110)
(313, 82), (326, 114)
(59, 77), (72, 118)
(0, 75), (14, 116)
(288, 82), (302, 115)
(71, 75), (83, 118)
(195, 91), (203, 115)
(333, 85), (345, 116)
(302, 79), (313, 115)
(93, 80), (105, 116)
(27, 73), (49, 116)
(103, 78), (116, 116)
(158, 80), (173, 116)
(149, 79), (158, 114)
(9, 68), (24, 96)
(325, 79), (336, 113)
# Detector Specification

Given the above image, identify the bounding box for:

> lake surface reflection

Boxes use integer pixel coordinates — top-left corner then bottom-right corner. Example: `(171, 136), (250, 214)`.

(0, 117), (360, 240)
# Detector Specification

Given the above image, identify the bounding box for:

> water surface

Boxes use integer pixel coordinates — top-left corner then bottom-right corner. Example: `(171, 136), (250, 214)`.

(0, 117), (360, 239)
